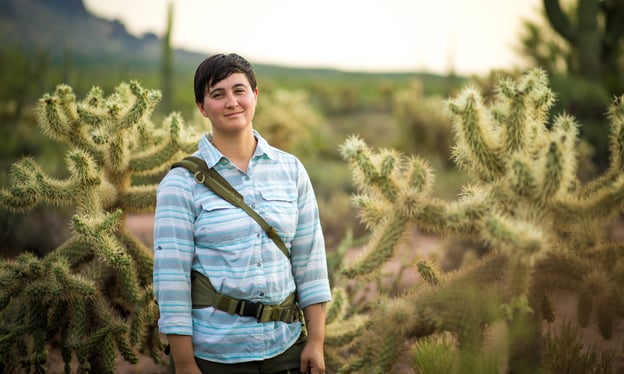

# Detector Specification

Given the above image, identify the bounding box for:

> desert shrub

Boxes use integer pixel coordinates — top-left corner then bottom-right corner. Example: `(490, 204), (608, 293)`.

(543, 321), (616, 374)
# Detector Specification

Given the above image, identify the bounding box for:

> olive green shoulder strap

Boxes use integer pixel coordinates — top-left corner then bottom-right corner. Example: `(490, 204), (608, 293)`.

(171, 156), (290, 259)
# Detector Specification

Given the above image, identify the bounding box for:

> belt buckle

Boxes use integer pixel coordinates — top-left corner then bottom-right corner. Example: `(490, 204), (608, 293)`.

(240, 300), (265, 322)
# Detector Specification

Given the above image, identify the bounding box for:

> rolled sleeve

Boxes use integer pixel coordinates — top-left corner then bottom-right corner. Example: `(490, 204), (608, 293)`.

(290, 163), (332, 309)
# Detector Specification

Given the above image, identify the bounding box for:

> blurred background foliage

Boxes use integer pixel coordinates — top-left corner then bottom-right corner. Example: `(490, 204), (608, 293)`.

(1, 0), (622, 265)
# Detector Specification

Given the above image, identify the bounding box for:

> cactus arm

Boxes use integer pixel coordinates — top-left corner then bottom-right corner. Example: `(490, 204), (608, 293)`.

(71, 211), (132, 268)
(540, 142), (565, 200)
(561, 175), (624, 222)
(129, 140), (184, 175)
(579, 96), (624, 202)
(496, 78), (530, 155)
(47, 237), (95, 269)
(119, 231), (153, 287)
(447, 88), (505, 180)
(577, 96), (624, 197)
(36, 87), (74, 142)
(543, 0), (576, 44)
(406, 155), (434, 193)
(37, 87), (105, 163)
(0, 151), (102, 213)
(114, 82), (160, 131)
(607, 96), (624, 172)
(105, 134), (128, 172)
(544, 0), (601, 79)
(118, 185), (158, 213)
(602, 0), (624, 65)
(439, 195), (489, 235)
(351, 194), (391, 228)
(483, 215), (545, 264)
(129, 112), (201, 174)
(511, 157), (538, 198)
(576, 0), (601, 79)
(341, 214), (410, 279)
(0, 159), (46, 212)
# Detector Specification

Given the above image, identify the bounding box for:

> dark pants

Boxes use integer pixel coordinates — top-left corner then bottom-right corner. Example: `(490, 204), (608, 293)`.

(169, 335), (307, 374)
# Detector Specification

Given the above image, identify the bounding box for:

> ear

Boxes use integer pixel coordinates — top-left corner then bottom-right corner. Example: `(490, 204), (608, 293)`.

(196, 101), (208, 117)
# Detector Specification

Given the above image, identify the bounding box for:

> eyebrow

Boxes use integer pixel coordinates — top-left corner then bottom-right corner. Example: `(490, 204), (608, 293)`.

(208, 83), (248, 95)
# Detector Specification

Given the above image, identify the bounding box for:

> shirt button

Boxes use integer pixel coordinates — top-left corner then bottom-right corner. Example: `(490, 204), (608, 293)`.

(256, 262), (262, 268)
(256, 233), (261, 238)
(245, 176), (250, 181)
(250, 204), (256, 209)
(157, 245), (162, 250)
(259, 292), (265, 297)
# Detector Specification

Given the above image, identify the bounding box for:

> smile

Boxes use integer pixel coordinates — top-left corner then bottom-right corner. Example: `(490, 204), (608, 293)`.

(224, 111), (243, 117)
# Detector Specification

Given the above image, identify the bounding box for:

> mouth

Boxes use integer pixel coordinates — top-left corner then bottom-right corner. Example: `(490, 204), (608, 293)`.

(224, 111), (243, 118)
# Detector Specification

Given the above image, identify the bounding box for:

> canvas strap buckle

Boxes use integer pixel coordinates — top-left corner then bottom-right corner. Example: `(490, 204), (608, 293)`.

(193, 171), (206, 184)
(237, 299), (265, 322)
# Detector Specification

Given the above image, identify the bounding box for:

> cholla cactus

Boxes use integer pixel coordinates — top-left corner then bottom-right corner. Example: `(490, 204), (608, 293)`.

(253, 88), (325, 157)
(0, 82), (199, 373)
(330, 68), (624, 373)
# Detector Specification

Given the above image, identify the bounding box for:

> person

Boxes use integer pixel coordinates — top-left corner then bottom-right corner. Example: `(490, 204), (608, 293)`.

(153, 53), (332, 374)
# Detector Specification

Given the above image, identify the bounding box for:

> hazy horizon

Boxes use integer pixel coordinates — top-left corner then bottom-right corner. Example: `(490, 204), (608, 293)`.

(84, 0), (542, 75)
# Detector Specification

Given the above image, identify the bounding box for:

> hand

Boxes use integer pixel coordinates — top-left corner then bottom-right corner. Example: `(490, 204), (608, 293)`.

(174, 363), (202, 374)
(299, 339), (325, 374)
(167, 335), (201, 374)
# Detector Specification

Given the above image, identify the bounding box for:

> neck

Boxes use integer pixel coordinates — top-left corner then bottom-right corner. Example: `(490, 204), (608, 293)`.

(211, 129), (257, 172)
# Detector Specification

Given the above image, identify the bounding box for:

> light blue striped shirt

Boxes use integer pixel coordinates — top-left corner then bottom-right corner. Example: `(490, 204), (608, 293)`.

(153, 130), (332, 363)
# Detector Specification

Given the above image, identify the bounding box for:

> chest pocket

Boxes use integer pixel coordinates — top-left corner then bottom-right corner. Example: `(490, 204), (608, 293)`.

(195, 197), (254, 247)
(258, 186), (298, 242)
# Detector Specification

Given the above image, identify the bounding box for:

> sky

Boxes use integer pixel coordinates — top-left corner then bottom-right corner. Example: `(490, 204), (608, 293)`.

(83, 0), (543, 75)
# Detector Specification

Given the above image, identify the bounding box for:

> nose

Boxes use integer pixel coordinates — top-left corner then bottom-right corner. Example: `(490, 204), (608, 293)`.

(225, 93), (238, 109)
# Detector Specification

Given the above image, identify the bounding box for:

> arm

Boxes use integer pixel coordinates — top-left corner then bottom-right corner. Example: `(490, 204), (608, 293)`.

(167, 335), (201, 374)
(291, 161), (331, 373)
(153, 170), (199, 372)
(300, 303), (327, 374)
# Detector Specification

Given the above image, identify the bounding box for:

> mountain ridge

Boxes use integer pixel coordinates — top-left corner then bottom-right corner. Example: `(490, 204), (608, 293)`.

(0, 0), (450, 81)
(0, 0), (167, 63)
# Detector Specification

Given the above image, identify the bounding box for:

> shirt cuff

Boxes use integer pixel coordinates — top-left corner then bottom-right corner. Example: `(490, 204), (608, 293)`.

(297, 279), (332, 309)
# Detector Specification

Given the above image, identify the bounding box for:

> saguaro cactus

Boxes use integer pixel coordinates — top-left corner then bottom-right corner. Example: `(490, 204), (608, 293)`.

(328, 68), (624, 373)
(0, 82), (199, 373)
(543, 0), (624, 92)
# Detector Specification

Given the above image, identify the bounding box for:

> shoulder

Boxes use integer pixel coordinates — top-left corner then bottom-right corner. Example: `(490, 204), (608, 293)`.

(262, 143), (305, 170)
(157, 158), (197, 193)
(256, 131), (303, 166)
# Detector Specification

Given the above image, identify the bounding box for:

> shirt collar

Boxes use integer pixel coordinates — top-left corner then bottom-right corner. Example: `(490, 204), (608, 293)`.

(198, 130), (276, 168)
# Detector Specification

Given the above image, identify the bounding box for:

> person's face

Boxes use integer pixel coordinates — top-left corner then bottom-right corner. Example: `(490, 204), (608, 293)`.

(196, 72), (258, 134)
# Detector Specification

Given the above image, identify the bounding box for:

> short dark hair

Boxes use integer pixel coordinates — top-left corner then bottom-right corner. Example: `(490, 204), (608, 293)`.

(193, 53), (257, 103)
